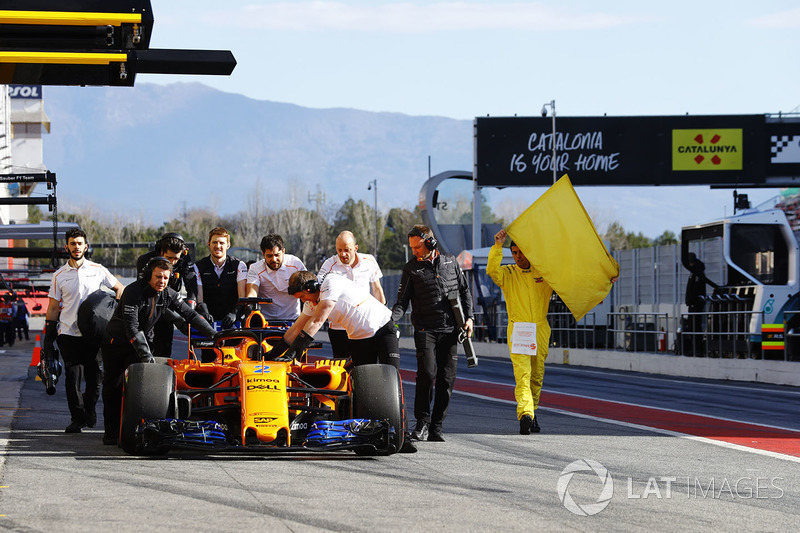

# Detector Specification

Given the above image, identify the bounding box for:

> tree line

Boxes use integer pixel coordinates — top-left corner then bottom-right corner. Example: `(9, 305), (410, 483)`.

(27, 196), (679, 274)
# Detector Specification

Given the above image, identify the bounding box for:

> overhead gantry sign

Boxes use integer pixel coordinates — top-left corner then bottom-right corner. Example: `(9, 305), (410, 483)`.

(0, 0), (236, 86)
(475, 114), (800, 189)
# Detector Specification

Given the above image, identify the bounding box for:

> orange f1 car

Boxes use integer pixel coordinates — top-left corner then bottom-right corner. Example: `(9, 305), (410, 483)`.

(118, 299), (406, 456)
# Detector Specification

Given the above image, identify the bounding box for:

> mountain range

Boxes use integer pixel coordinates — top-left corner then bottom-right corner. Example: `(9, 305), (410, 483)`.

(42, 82), (473, 223)
(40, 82), (777, 238)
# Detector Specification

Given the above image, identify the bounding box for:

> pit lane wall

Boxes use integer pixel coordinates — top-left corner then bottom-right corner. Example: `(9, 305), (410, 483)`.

(396, 337), (800, 387)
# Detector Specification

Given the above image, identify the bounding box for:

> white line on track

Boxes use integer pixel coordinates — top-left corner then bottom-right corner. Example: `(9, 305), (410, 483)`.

(452, 389), (800, 464)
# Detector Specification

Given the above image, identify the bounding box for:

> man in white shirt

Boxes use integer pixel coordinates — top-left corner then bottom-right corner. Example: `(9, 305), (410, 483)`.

(193, 227), (248, 328)
(317, 230), (386, 357)
(273, 271), (397, 367)
(45, 228), (124, 433)
(246, 233), (305, 322)
(268, 270), (415, 453)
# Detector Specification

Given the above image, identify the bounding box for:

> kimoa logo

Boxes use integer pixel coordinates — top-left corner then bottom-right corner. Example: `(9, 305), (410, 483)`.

(672, 128), (743, 171)
(557, 459), (614, 516)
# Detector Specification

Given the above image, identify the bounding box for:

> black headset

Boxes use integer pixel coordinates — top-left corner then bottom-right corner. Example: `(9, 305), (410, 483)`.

(158, 232), (188, 257)
(408, 227), (438, 251)
(288, 278), (321, 295)
(160, 232), (185, 244)
(142, 256), (173, 282)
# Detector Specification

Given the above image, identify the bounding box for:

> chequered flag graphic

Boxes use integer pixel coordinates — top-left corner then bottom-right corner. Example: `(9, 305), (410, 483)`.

(771, 135), (800, 163)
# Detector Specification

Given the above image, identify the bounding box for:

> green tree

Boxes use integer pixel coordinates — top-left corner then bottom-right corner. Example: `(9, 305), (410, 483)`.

(603, 221), (654, 250)
(654, 230), (679, 246)
(332, 198), (385, 258)
(380, 207), (422, 270)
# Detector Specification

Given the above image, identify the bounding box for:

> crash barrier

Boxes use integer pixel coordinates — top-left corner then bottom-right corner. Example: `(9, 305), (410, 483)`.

(606, 312), (670, 353)
(677, 309), (763, 359)
(29, 334), (41, 366)
(548, 311), (603, 349)
(396, 299), (799, 361)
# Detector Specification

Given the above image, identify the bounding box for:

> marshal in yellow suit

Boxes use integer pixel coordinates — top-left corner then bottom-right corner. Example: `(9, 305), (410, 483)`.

(487, 230), (552, 433)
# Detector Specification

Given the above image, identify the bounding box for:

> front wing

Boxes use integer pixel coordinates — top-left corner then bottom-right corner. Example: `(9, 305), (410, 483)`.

(135, 418), (396, 454)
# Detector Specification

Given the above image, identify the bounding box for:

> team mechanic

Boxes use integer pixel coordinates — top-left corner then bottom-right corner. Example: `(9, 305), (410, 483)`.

(246, 233), (305, 322)
(101, 257), (216, 445)
(193, 227), (248, 327)
(136, 232), (198, 356)
(317, 230), (386, 358)
(267, 270), (416, 453)
(391, 225), (473, 442)
(487, 229), (552, 435)
(44, 228), (124, 433)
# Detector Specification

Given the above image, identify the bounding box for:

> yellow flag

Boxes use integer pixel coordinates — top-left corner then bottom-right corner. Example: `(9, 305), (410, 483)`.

(506, 175), (619, 321)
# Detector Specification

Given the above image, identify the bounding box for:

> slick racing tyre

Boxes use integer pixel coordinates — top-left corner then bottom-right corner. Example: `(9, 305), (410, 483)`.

(351, 364), (404, 455)
(120, 363), (176, 455)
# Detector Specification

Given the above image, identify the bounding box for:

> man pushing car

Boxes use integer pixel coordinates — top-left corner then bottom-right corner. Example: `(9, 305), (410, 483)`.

(101, 256), (217, 445)
(266, 270), (417, 453)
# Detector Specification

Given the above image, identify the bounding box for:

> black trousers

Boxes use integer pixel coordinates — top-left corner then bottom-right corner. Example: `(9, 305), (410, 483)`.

(15, 319), (29, 340)
(413, 329), (458, 429)
(101, 338), (139, 439)
(0, 321), (14, 346)
(151, 319), (174, 357)
(56, 334), (103, 423)
(350, 321), (405, 434)
(348, 321), (400, 370)
(328, 328), (351, 359)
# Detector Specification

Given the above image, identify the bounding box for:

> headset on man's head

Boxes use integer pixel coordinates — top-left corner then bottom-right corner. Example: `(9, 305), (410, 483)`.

(157, 232), (188, 258)
(288, 278), (320, 295)
(142, 256), (173, 282)
(408, 226), (438, 251)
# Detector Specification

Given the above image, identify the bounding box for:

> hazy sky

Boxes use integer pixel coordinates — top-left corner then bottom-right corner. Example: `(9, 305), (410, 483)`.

(140, 1), (800, 236)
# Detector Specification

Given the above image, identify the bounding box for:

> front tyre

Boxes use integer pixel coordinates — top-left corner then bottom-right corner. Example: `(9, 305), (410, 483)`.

(120, 363), (176, 455)
(350, 364), (404, 455)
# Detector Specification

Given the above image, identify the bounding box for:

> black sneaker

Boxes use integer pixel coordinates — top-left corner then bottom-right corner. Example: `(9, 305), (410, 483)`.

(519, 415), (534, 435)
(399, 436), (418, 454)
(427, 428), (445, 442)
(531, 415), (541, 433)
(410, 421), (429, 441)
(65, 421), (83, 433)
(84, 412), (97, 429)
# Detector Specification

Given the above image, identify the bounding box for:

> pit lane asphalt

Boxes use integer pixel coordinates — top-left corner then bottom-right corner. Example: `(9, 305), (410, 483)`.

(1, 334), (799, 532)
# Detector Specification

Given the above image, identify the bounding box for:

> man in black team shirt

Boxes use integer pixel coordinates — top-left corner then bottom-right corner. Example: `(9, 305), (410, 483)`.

(135, 232), (198, 356)
(193, 227), (248, 328)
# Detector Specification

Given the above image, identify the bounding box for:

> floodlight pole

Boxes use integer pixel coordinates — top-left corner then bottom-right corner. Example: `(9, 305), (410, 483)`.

(367, 179), (378, 259)
(542, 100), (557, 184)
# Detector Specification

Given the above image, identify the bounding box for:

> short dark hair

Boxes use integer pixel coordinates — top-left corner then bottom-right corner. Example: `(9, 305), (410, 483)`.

(145, 257), (173, 280)
(260, 234), (285, 253)
(509, 241), (517, 249)
(159, 235), (186, 255)
(65, 228), (87, 243)
(288, 270), (316, 293)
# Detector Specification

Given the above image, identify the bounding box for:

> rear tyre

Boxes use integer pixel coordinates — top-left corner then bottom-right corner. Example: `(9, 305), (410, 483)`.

(120, 363), (176, 455)
(351, 364), (404, 455)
